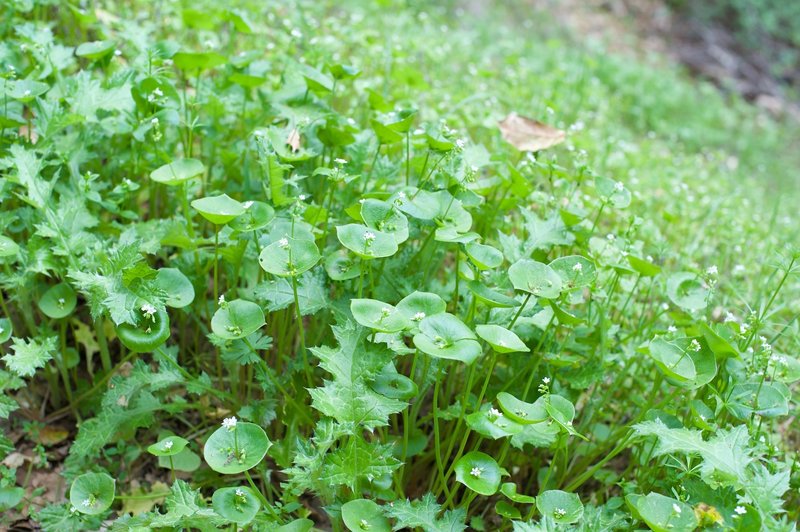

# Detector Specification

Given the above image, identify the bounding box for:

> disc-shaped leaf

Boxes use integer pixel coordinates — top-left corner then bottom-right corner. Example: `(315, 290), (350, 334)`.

(38, 283), (77, 319)
(341, 499), (391, 532)
(395, 291), (447, 323)
(324, 250), (361, 281)
(150, 158), (205, 186)
(666, 272), (709, 312)
(212, 486), (260, 525)
(211, 299), (265, 340)
(70, 472), (115, 515)
(549, 255), (597, 289)
(229, 201), (275, 232)
(155, 268), (195, 308)
(627, 255), (661, 277)
(727, 382), (789, 418)
(76, 40), (115, 59)
(454, 451), (502, 495)
(158, 448), (201, 472)
(495, 501), (521, 519)
(475, 325), (529, 353)
(465, 242), (504, 270)
(370, 371), (418, 400)
(259, 237), (320, 277)
(496, 392), (547, 424)
(361, 199), (409, 244)
(466, 407), (524, 439)
(336, 224), (398, 259)
(537, 490), (583, 524)
(466, 281), (520, 308)
(500, 483), (536, 504)
(595, 175), (631, 208)
(371, 120), (403, 144)
(147, 436), (189, 457)
(192, 194), (245, 225)
(9, 79), (49, 102)
(0, 318), (11, 343)
(203, 422), (271, 474)
(413, 313), (481, 364)
(626, 492), (697, 532)
(351, 299), (409, 333)
(508, 259), (562, 299)
(648, 338), (696, 383)
(173, 51), (226, 71)
(0, 236), (19, 257)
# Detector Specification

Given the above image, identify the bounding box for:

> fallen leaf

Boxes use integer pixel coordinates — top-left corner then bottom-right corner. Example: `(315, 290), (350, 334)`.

(121, 481), (169, 515)
(3, 452), (27, 468)
(35, 426), (69, 446)
(498, 112), (565, 152)
(287, 128), (301, 152)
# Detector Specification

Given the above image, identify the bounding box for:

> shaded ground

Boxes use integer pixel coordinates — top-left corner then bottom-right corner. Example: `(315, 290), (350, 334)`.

(537, 0), (800, 118)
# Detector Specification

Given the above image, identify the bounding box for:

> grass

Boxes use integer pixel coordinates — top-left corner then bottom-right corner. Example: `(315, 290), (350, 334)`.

(0, 0), (798, 530)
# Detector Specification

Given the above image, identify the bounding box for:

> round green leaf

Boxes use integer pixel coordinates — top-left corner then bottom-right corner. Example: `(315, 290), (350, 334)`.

(69, 472), (115, 515)
(211, 299), (265, 340)
(276, 519), (315, 532)
(627, 492), (697, 532)
(454, 451), (502, 495)
(324, 250), (361, 281)
(341, 499), (391, 532)
(413, 313), (481, 364)
(336, 224), (398, 259)
(147, 435), (189, 457)
(38, 283), (77, 319)
(229, 201), (275, 232)
(648, 338), (696, 383)
(495, 500), (521, 519)
(466, 406), (524, 439)
(500, 482), (536, 504)
(9, 79), (49, 102)
(466, 281), (520, 308)
(158, 447), (201, 472)
(465, 243), (504, 270)
(595, 175), (631, 208)
(0, 486), (24, 512)
(536, 490), (583, 524)
(203, 422), (271, 474)
(0, 236), (19, 258)
(259, 237), (320, 277)
(627, 255), (661, 277)
(508, 259), (563, 299)
(173, 51), (226, 71)
(192, 194), (245, 225)
(666, 272), (709, 312)
(475, 325), (529, 353)
(212, 486), (260, 525)
(155, 268), (195, 308)
(351, 299), (409, 333)
(76, 40), (115, 59)
(150, 158), (205, 186)
(116, 306), (170, 353)
(371, 371), (418, 400)
(361, 199), (409, 244)
(549, 255), (597, 289)
(0, 318), (12, 343)
(728, 382), (789, 419)
(395, 291), (447, 323)
(496, 392), (547, 424)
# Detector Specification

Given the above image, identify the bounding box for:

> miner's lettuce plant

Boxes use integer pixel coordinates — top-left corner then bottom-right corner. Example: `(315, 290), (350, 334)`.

(0, 0), (798, 531)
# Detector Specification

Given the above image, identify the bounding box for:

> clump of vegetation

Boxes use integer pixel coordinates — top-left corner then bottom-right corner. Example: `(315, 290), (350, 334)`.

(0, 1), (798, 530)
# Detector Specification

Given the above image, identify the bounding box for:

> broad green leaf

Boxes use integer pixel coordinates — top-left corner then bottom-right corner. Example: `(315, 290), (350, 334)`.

(496, 392), (547, 424)
(211, 299), (265, 340)
(454, 451), (502, 495)
(465, 242), (503, 270)
(666, 272), (709, 312)
(0, 236), (19, 258)
(351, 299), (409, 333)
(474, 324), (528, 353)
(413, 313), (481, 364)
(155, 268), (195, 308)
(147, 436), (189, 457)
(337, 224), (398, 259)
(508, 259), (562, 298)
(38, 283), (77, 319)
(259, 237), (320, 277)
(625, 492), (697, 532)
(203, 422), (271, 474)
(150, 159), (205, 186)
(466, 281), (520, 308)
(229, 201), (275, 232)
(500, 483), (536, 504)
(76, 40), (115, 59)
(191, 194), (245, 225)
(536, 490), (583, 524)
(548, 255), (597, 289)
(341, 499), (391, 532)
(70, 472), (115, 515)
(211, 486), (260, 525)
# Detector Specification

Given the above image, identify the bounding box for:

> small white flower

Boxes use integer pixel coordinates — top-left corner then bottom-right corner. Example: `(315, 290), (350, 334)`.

(235, 488), (245, 497)
(724, 312), (737, 323)
(734, 506), (746, 515)
(278, 238), (290, 249)
(606, 233), (616, 241)
(359, 519), (369, 528)
(672, 503), (682, 514)
(334, 158), (347, 165)
(489, 407), (502, 418)
(614, 181), (624, 192)
(469, 466), (482, 477)
(298, 194), (307, 201)
(412, 311), (426, 322)
(153, 87), (164, 97)
(381, 307), (391, 317)
(542, 377), (551, 384)
(398, 191), (407, 199)
(242, 201), (254, 209)
(141, 303), (157, 317)
(150, 117), (159, 126)
(114, 49), (122, 56)
(706, 265), (718, 276)
(222, 417), (238, 430)
(554, 508), (566, 517)
(667, 325), (677, 333)
(363, 231), (376, 242)
(218, 294), (225, 305)
(455, 139), (465, 149)
(163, 440), (173, 450)
(690, 339), (701, 351)
(733, 264), (746, 275)
(82, 498), (92, 507)
(23, 89), (31, 96)
(572, 263), (583, 272)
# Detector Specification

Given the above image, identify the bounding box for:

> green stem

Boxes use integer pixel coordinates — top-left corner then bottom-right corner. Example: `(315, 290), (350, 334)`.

(291, 274), (312, 388)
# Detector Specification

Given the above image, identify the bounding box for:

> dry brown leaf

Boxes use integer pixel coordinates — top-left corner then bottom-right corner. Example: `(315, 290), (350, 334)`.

(36, 426), (69, 446)
(287, 128), (301, 152)
(498, 112), (565, 152)
(121, 481), (169, 515)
